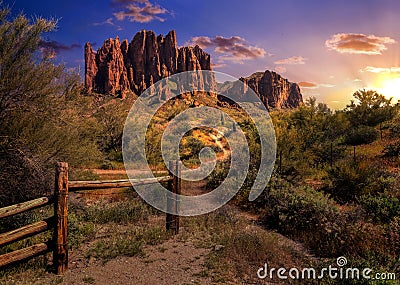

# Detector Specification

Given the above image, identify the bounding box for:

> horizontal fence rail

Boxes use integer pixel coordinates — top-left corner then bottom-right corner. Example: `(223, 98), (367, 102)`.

(68, 176), (172, 191)
(0, 242), (51, 268)
(0, 161), (181, 275)
(0, 196), (54, 270)
(0, 218), (53, 247)
(0, 197), (53, 219)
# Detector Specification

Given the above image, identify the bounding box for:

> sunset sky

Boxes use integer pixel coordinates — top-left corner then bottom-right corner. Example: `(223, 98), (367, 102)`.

(8, 0), (400, 109)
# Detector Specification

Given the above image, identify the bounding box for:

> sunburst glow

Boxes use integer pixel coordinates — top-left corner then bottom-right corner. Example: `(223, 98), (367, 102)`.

(376, 77), (400, 103)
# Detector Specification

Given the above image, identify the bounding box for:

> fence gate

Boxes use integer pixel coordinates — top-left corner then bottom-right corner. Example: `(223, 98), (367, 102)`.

(0, 161), (181, 274)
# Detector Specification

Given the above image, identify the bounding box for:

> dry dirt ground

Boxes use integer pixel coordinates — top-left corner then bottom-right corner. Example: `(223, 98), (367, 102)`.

(26, 220), (310, 285)
(61, 238), (213, 285)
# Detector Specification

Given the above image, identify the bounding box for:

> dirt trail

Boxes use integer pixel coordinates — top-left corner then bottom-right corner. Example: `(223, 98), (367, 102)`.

(61, 238), (212, 285)
(209, 133), (229, 161)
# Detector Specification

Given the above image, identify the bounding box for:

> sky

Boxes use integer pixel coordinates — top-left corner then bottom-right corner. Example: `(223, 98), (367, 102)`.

(7, 0), (400, 109)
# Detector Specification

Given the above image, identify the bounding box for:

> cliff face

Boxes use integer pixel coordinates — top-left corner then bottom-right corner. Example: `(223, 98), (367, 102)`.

(84, 30), (213, 99)
(241, 71), (302, 109)
(218, 70), (302, 109)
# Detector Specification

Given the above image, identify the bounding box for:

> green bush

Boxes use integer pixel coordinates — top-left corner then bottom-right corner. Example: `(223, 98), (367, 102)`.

(323, 161), (391, 204)
(359, 193), (400, 224)
(344, 125), (378, 146)
(261, 184), (362, 257)
(260, 183), (399, 262)
(206, 161), (229, 189)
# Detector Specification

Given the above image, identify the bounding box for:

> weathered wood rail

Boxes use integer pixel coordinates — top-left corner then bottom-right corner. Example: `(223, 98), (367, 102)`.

(0, 161), (181, 275)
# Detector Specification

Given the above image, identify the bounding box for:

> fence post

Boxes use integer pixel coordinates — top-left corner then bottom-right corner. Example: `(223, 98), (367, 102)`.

(53, 162), (68, 275)
(166, 160), (181, 234)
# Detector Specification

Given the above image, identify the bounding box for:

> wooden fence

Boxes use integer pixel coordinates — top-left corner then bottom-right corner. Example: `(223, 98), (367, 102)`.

(0, 161), (181, 274)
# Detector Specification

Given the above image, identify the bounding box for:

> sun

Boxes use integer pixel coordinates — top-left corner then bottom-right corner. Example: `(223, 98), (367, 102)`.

(377, 77), (400, 103)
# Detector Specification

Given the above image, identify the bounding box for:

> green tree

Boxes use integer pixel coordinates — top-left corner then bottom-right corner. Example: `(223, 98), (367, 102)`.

(0, 6), (101, 206)
(0, 8), (63, 119)
(345, 89), (395, 127)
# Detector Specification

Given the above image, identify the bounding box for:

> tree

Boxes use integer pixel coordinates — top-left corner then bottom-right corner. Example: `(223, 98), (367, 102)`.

(0, 8), (63, 120)
(0, 6), (101, 206)
(345, 89), (395, 127)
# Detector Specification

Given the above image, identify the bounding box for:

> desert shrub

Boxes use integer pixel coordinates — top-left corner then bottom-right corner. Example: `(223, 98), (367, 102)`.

(100, 160), (123, 170)
(206, 161), (229, 189)
(344, 125), (378, 146)
(387, 110), (400, 138)
(382, 141), (400, 157)
(345, 89), (396, 127)
(261, 185), (346, 256)
(180, 137), (205, 161)
(107, 150), (123, 162)
(323, 161), (392, 204)
(359, 193), (400, 224)
(0, 146), (51, 207)
(310, 141), (347, 167)
(94, 99), (130, 154)
(260, 184), (399, 260)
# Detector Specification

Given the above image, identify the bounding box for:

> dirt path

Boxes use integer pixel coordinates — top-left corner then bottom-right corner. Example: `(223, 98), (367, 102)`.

(61, 238), (212, 285)
(209, 133), (229, 161)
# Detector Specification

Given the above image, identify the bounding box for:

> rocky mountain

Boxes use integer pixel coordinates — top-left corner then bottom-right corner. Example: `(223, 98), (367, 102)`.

(238, 71), (302, 109)
(84, 30), (302, 108)
(85, 30), (213, 99)
(216, 71), (303, 109)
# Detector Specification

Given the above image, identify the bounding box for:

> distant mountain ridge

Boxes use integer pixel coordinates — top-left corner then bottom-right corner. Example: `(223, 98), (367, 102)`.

(84, 30), (303, 109)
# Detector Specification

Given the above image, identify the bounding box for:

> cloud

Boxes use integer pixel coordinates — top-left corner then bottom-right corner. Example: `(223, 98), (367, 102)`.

(298, 81), (318, 88)
(112, 0), (169, 23)
(93, 17), (123, 30)
(360, 66), (400, 74)
(325, 33), (396, 55)
(298, 81), (334, 89)
(39, 40), (81, 58)
(319, 83), (335, 88)
(189, 35), (266, 63)
(274, 56), (307, 65)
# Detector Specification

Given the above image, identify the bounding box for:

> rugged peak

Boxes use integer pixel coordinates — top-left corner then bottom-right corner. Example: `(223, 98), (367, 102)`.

(219, 69), (303, 109)
(84, 42), (97, 93)
(241, 70), (303, 109)
(85, 30), (213, 98)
